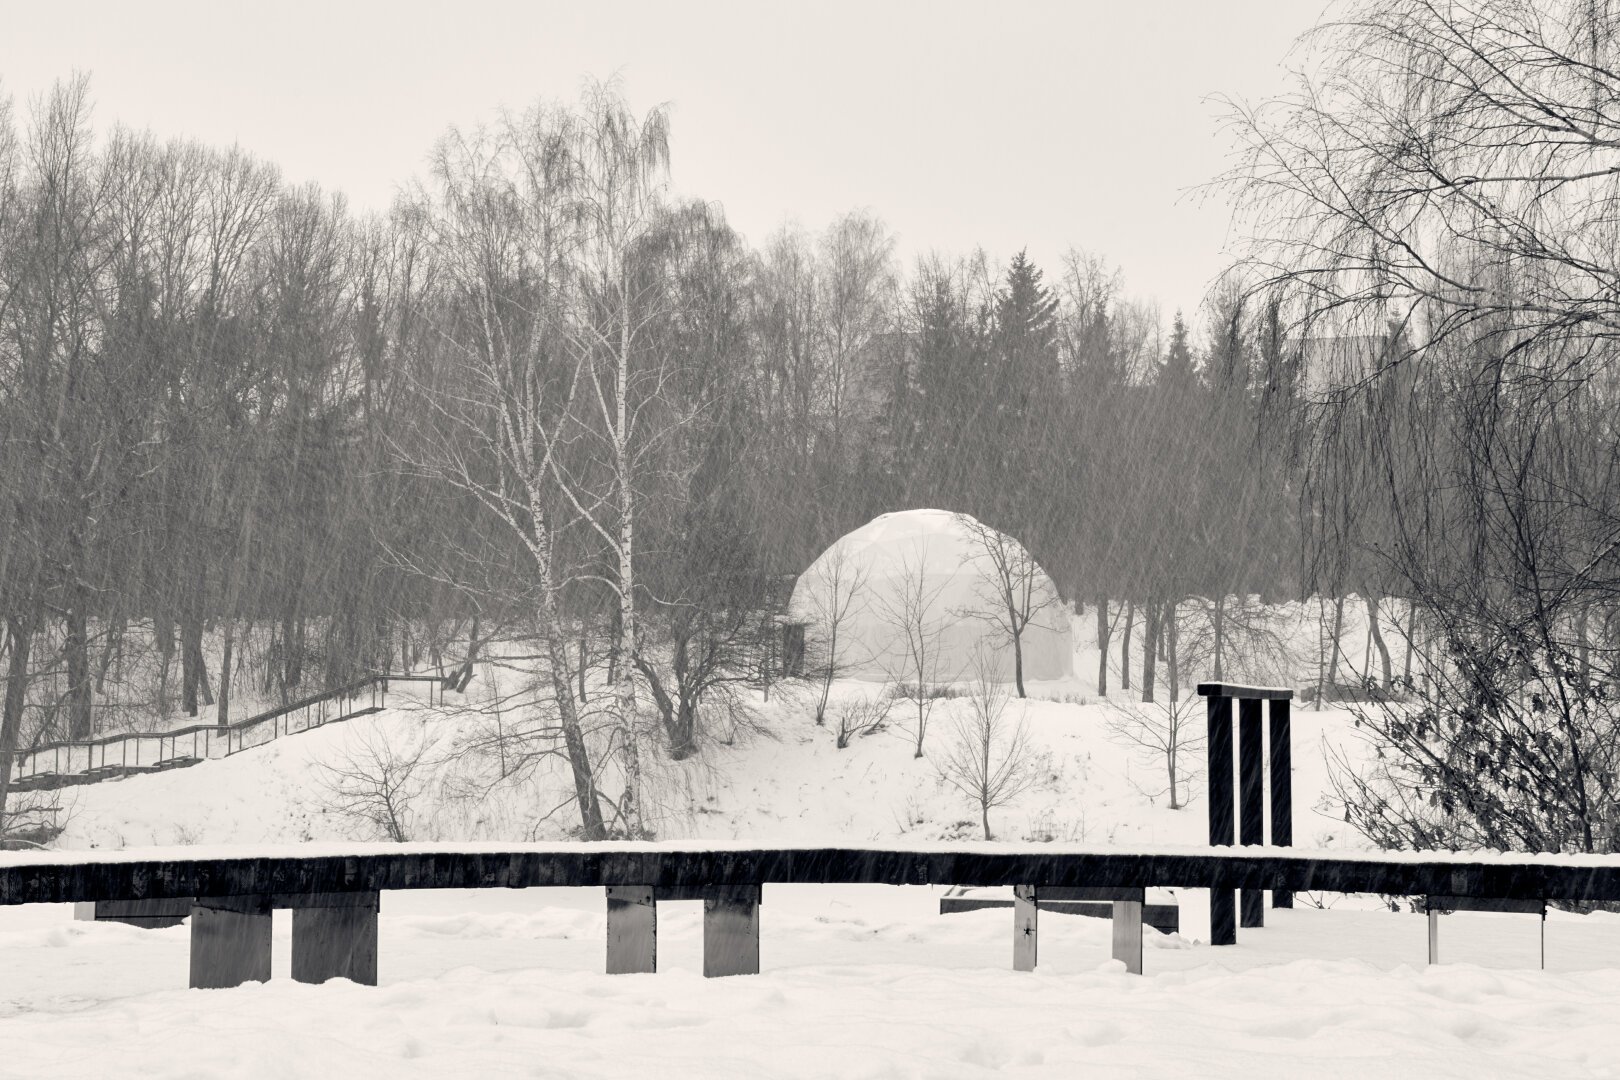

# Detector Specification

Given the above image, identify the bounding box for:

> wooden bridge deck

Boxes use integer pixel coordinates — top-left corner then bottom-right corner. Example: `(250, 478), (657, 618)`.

(9, 842), (1619, 988)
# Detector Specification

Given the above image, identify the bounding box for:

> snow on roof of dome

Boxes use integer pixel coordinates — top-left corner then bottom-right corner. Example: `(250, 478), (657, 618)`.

(803, 508), (1041, 582)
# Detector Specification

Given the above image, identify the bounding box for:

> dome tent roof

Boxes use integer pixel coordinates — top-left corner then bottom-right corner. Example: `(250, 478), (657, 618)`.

(788, 508), (1073, 684)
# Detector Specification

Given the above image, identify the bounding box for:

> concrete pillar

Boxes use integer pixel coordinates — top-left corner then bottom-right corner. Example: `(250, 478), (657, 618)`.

(703, 885), (760, 977)
(190, 896), (272, 989)
(605, 885), (657, 974)
(291, 892), (380, 986)
(1112, 899), (1144, 974)
(1013, 885), (1038, 971)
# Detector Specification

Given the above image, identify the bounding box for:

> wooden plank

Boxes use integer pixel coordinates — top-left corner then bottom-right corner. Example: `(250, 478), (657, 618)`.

(5, 847), (1620, 907)
(291, 892), (379, 985)
(1013, 885), (1038, 971)
(1111, 899), (1143, 974)
(703, 885), (760, 977)
(606, 885), (656, 974)
(1269, 698), (1294, 908)
(1239, 698), (1265, 929)
(939, 897), (1179, 933)
(1425, 895), (1546, 915)
(1039, 886), (1145, 903)
(272, 890), (382, 909)
(93, 897), (192, 929)
(1207, 694), (1236, 946)
(1196, 683), (1295, 701)
(190, 896), (271, 989)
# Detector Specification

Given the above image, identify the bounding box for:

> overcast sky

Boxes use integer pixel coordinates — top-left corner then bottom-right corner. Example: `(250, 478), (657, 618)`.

(1, 0), (1327, 318)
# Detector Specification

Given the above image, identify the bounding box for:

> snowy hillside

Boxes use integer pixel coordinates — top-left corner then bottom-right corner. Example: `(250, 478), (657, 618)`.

(37, 598), (1390, 856)
(49, 671), (1362, 856)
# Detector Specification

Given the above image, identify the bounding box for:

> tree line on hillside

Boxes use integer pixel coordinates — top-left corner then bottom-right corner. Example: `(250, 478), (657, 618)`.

(0, 75), (1321, 835)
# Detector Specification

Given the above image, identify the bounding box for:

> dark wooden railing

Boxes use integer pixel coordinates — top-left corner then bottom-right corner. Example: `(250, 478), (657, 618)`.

(16, 842), (1620, 988)
(1198, 682), (1294, 945)
(10, 673), (453, 792)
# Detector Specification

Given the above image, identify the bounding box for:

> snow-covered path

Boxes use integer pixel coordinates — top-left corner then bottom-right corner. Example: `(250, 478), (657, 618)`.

(2, 885), (1616, 1078)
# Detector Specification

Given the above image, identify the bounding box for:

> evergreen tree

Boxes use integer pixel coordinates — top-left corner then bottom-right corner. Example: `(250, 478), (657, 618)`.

(1161, 309), (1197, 390)
(984, 252), (1062, 547)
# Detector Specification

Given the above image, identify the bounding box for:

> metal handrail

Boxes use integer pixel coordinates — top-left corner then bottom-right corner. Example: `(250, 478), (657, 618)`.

(10, 671), (456, 786)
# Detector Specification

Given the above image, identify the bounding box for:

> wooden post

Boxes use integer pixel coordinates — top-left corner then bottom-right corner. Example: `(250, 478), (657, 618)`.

(1427, 907), (1439, 965)
(190, 895), (272, 989)
(1269, 697), (1294, 908)
(703, 885), (760, 977)
(88, 897), (192, 929)
(605, 885), (656, 974)
(1239, 698), (1265, 929)
(1013, 885), (1038, 971)
(1112, 899), (1144, 974)
(1205, 693), (1236, 945)
(291, 892), (379, 985)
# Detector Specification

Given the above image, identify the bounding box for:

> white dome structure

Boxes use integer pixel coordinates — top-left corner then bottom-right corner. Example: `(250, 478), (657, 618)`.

(788, 509), (1073, 685)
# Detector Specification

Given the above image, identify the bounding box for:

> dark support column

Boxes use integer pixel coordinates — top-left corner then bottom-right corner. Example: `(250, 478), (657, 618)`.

(1269, 698), (1294, 908)
(1206, 693), (1236, 946)
(703, 885), (761, 977)
(1013, 885), (1038, 971)
(1239, 698), (1265, 929)
(190, 895), (272, 989)
(606, 885), (657, 974)
(291, 892), (380, 986)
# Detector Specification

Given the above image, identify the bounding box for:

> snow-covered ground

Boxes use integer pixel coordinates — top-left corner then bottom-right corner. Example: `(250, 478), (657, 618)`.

(2, 885), (1618, 1078)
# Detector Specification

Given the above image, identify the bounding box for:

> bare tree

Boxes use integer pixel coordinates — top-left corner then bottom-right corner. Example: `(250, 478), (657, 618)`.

(544, 82), (672, 838)
(817, 210), (896, 454)
(832, 692), (892, 750)
(1221, 0), (1620, 851)
(933, 647), (1039, 839)
(796, 537), (870, 726)
(953, 513), (1062, 698)
(1106, 693), (1206, 810)
(399, 106), (609, 839)
(875, 547), (955, 757)
(316, 725), (439, 843)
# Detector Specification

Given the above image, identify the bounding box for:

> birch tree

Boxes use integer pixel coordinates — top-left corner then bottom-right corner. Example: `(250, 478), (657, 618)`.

(548, 84), (671, 836)
(404, 108), (610, 839)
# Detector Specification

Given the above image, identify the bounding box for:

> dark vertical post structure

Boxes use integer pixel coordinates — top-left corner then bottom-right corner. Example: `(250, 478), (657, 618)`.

(1198, 683), (1296, 946)
(1204, 691), (1236, 946)
(703, 884), (761, 977)
(190, 895), (272, 988)
(291, 891), (380, 985)
(1269, 697), (1293, 908)
(1238, 698), (1265, 928)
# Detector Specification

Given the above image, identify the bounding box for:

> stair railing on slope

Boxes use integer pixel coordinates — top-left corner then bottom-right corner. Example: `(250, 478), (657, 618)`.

(9, 673), (454, 792)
